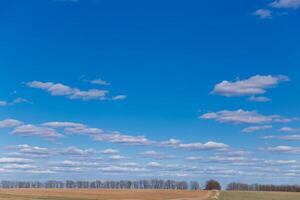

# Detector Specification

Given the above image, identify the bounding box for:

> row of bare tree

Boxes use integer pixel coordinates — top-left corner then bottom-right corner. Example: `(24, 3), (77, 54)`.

(227, 182), (300, 192)
(0, 180), (200, 190)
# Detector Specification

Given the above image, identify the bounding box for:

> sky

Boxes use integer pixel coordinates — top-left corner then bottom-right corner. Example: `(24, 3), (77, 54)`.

(0, 0), (300, 186)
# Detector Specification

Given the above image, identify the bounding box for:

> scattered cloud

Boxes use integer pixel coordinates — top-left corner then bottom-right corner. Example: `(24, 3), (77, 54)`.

(178, 141), (229, 151)
(0, 98), (29, 107)
(263, 135), (300, 141)
(112, 95), (127, 100)
(186, 156), (203, 161)
(200, 109), (294, 124)
(212, 75), (289, 97)
(90, 78), (110, 86)
(140, 150), (175, 160)
(267, 146), (300, 154)
(108, 155), (125, 160)
(100, 149), (119, 154)
(253, 9), (272, 19)
(0, 157), (32, 164)
(43, 121), (84, 128)
(242, 125), (272, 133)
(0, 101), (8, 106)
(248, 96), (271, 102)
(270, 0), (300, 9)
(280, 127), (300, 132)
(11, 124), (64, 139)
(146, 161), (163, 168)
(0, 119), (23, 128)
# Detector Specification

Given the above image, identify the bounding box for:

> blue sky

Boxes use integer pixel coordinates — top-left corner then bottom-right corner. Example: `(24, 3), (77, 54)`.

(0, 0), (300, 186)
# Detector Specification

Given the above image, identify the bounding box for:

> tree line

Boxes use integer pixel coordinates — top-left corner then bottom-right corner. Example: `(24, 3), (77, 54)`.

(227, 182), (300, 192)
(0, 180), (201, 190)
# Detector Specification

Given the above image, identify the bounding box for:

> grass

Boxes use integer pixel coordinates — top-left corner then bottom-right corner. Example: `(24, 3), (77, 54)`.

(219, 191), (300, 200)
(0, 189), (209, 200)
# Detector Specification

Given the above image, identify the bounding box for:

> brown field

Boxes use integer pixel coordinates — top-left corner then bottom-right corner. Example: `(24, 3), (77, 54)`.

(0, 189), (210, 200)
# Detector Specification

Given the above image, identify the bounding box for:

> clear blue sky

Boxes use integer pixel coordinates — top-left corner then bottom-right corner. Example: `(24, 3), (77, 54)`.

(0, 0), (300, 186)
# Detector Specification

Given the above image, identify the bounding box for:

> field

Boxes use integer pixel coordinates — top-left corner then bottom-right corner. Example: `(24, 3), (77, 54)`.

(219, 191), (300, 200)
(1, 189), (300, 200)
(0, 189), (210, 200)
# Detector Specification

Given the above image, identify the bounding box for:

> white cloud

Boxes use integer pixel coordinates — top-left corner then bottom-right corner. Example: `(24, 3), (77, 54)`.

(141, 151), (175, 160)
(108, 155), (125, 160)
(186, 156), (203, 161)
(264, 160), (297, 165)
(263, 135), (300, 141)
(178, 141), (229, 151)
(27, 81), (108, 100)
(100, 149), (119, 154)
(0, 101), (8, 106)
(90, 78), (110, 86)
(0, 119), (23, 128)
(2, 164), (36, 170)
(200, 109), (294, 124)
(212, 75), (289, 97)
(146, 162), (162, 168)
(280, 127), (300, 132)
(11, 124), (64, 139)
(248, 96), (271, 102)
(5, 144), (52, 158)
(0, 98), (29, 107)
(112, 95), (127, 100)
(61, 146), (96, 157)
(43, 121), (84, 128)
(267, 146), (300, 154)
(93, 132), (153, 146)
(100, 166), (146, 173)
(253, 9), (272, 19)
(270, 0), (300, 9)
(0, 157), (32, 164)
(242, 125), (272, 133)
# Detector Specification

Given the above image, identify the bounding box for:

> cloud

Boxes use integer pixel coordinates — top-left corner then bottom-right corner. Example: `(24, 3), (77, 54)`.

(200, 109), (294, 124)
(264, 160), (297, 165)
(263, 135), (300, 141)
(27, 81), (109, 100)
(0, 157), (32, 164)
(248, 96), (271, 102)
(90, 78), (110, 86)
(253, 9), (272, 19)
(212, 75), (289, 97)
(0, 98), (29, 107)
(61, 146), (96, 157)
(108, 155), (125, 160)
(270, 0), (300, 9)
(99, 166), (146, 173)
(280, 127), (300, 132)
(27, 81), (127, 101)
(92, 132), (153, 146)
(146, 162), (163, 168)
(140, 151), (175, 160)
(267, 146), (300, 154)
(242, 125), (272, 133)
(100, 149), (119, 154)
(0, 101), (8, 106)
(0, 119), (23, 128)
(178, 141), (229, 151)
(112, 95), (127, 100)
(186, 156), (203, 161)
(5, 144), (52, 158)
(11, 124), (64, 139)
(43, 121), (84, 128)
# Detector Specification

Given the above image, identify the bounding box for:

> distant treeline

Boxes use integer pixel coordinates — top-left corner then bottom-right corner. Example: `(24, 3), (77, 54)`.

(227, 182), (300, 192)
(0, 180), (200, 190)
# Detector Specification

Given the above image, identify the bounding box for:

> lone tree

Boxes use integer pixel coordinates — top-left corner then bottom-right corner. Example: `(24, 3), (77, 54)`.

(205, 180), (221, 190)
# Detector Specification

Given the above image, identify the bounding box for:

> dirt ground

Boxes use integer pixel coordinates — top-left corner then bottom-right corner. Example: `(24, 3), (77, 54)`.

(0, 189), (210, 200)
